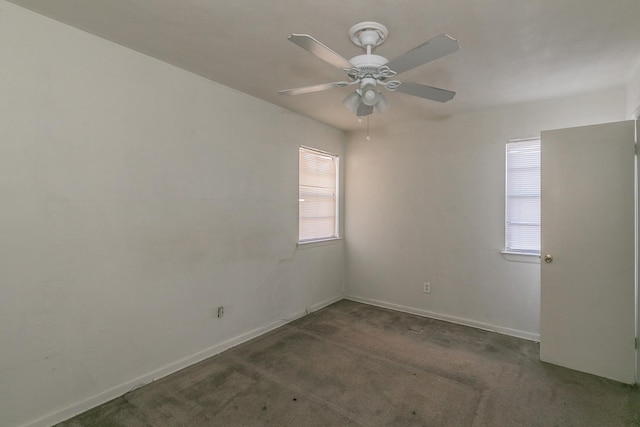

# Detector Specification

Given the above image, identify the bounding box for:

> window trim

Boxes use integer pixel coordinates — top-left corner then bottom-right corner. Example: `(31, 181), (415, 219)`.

(298, 145), (340, 244)
(504, 137), (541, 257)
(297, 237), (343, 248)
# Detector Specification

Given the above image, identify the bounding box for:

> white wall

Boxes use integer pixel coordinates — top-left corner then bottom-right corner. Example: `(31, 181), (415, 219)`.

(0, 3), (345, 427)
(345, 88), (626, 340)
(627, 62), (640, 118)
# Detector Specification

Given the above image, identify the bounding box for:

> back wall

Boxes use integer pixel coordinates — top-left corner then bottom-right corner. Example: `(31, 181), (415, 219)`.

(345, 88), (625, 339)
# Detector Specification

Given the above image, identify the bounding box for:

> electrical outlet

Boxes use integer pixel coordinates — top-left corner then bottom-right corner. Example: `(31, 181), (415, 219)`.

(217, 306), (224, 318)
(423, 282), (431, 293)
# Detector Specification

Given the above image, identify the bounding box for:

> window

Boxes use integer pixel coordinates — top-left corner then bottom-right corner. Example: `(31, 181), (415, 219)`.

(299, 146), (339, 242)
(505, 138), (540, 254)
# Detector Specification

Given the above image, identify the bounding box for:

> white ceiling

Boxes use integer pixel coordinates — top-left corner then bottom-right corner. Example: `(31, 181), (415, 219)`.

(8, 0), (640, 131)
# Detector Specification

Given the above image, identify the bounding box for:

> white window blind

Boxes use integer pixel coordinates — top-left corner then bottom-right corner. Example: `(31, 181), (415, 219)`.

(505, 138), (540, 254)
(299, 146), (339, 242)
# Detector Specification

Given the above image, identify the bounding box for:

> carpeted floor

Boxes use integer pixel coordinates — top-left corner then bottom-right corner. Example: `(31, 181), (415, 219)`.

(57, 300), (640, 426)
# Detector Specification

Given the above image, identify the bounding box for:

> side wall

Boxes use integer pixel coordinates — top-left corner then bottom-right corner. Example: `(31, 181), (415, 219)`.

(345, 88), (626, 340)
(0, 3), (345, 427)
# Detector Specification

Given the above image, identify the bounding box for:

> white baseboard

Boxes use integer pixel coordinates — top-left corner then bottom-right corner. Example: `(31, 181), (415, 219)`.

(20, 294), (344, 427)
(345, 295), (540, 342)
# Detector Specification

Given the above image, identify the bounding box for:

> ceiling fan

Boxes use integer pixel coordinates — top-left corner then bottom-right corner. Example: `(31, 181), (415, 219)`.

(278, 22), (460, 117)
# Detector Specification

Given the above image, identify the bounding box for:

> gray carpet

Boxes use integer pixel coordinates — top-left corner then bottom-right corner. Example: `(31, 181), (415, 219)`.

(57, 300), (640, 426)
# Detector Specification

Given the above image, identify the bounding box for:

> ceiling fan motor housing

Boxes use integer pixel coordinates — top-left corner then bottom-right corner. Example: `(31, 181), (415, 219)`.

(348, 54), (388, 73)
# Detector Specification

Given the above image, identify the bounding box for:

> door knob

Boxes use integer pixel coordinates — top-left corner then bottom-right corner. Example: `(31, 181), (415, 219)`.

(544, 254), (553, 263)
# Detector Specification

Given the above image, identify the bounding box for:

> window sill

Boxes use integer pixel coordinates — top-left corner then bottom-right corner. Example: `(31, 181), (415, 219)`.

(297, 237), (342, 248)
(501, 251), (540, 264)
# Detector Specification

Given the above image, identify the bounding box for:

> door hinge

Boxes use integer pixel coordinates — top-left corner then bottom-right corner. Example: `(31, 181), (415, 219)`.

(635, 337), (639, 350)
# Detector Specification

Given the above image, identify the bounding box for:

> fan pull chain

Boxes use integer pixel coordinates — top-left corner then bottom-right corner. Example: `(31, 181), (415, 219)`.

(366, 116), (371, 140)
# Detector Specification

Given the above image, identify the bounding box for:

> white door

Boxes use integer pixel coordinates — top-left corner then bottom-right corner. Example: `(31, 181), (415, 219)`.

(540, 120), (636, 384)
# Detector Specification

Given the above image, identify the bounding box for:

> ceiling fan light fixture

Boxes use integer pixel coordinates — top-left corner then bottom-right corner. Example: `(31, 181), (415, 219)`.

(361, 83), (379, 106)
(375, 92), (389, 113)
(343, 91), (361, 113)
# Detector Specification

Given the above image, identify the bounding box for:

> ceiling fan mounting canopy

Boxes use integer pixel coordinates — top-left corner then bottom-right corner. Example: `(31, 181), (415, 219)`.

(278, 21), (459, 117)
(348, 21), (389, 48)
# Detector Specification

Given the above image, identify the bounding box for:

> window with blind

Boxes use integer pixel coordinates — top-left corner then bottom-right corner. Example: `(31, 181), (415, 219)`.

(505, 138), (540, 254)
(299, 146), (339, 243)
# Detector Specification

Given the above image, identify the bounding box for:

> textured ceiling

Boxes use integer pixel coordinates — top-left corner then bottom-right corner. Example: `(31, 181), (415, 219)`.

(8, 0), (640, 131)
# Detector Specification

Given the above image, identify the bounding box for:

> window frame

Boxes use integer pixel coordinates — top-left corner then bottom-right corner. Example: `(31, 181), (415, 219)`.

(298, 145), (340, 244)
(504, 137), (541, 257)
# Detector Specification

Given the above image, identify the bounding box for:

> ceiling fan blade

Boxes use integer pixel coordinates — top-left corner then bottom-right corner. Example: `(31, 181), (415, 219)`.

(356, 103), (373, 116)
(384, 34), (459, 75)
(288, 34), (353, 69)
(393, 81), (455, 102)
(278, 81), (350, 96)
